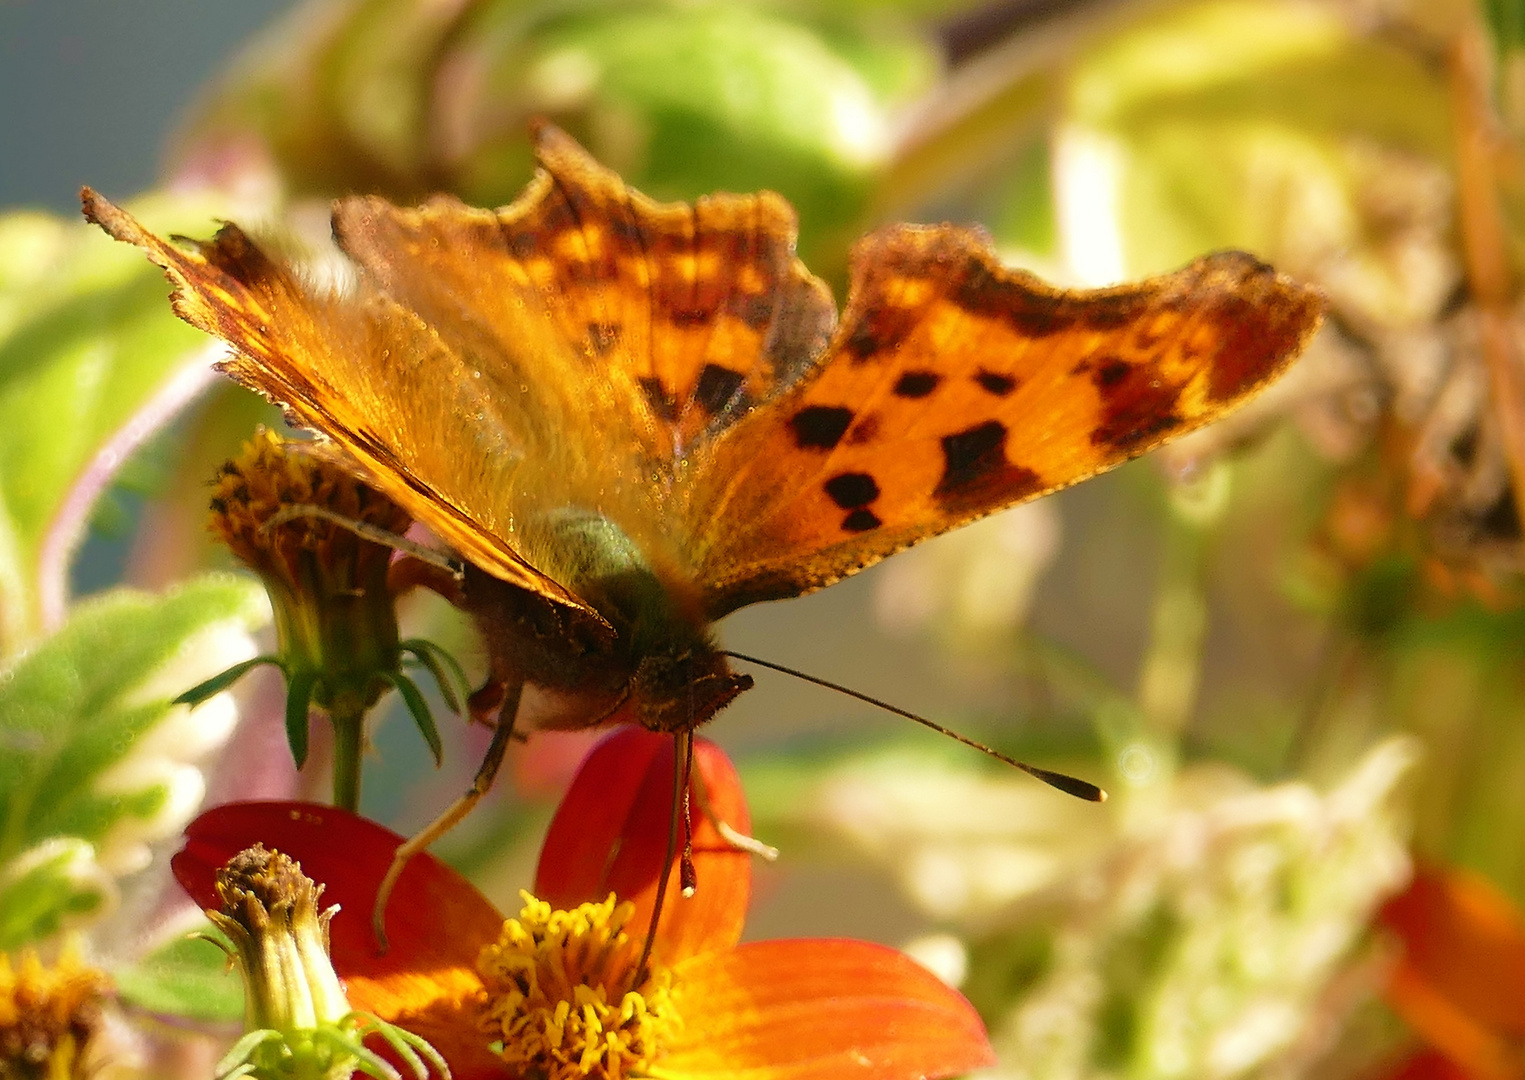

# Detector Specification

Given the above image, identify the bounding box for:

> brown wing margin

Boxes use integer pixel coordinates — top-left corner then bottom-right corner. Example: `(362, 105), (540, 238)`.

(690, 224), (1325, 619)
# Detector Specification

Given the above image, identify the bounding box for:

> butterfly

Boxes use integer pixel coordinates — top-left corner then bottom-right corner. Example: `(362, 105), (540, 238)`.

(83, 123), (1321, 883)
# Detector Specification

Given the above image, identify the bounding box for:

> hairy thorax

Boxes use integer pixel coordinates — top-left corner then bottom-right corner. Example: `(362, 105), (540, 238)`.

(461, 509), (750, 734)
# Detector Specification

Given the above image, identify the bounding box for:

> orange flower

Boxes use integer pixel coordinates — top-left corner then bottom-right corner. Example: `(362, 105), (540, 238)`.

(174, 729), (995, 1080)
(1376, 863), (1525, 1080)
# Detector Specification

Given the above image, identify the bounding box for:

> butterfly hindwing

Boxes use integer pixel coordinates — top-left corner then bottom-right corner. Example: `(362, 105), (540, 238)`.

(688, 225), (1324, 617)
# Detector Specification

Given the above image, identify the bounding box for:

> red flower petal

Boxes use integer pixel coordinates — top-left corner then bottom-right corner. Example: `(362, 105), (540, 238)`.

(660, 939), (996, 1080)
(1377, 1049), (1480, 1080)
(535, 727), (752, 964)
(1379, 863), (1525, 1078)
(174, 801), (506, 1079)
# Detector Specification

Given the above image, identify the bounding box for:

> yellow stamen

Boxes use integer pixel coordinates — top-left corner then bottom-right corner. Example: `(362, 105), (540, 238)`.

(0, 940), (110, 1080)
(477, 893), (678, 1080)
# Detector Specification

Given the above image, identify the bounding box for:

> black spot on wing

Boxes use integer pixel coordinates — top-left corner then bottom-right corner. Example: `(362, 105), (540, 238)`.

(1085, 357), (1185, 451)
(791, 405), (854, 450)
(975, 369), (1017, 396)
(933, 420), (1045, 513)
(893, 371), (941, 398)
(693, 364), (748, 416)
(824, 472), (879, 508)
(671, 308), (711, 328)
(842, 508), (882, 532)
(843, 304), (919, 363)
(587, 321), (621, 355)
(640, 377), (678, 421)
(1093, 357), (1130, 387)
(938, 421), (1008, 493)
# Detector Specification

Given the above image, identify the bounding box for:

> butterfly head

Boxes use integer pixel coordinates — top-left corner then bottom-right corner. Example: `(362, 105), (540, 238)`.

(629, 647), (753, 735)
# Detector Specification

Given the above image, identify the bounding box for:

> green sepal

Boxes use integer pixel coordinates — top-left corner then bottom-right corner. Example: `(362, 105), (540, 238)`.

(347, 1012), (448, 1080)
(284, 669), (319, 770)
(399, 637), (469, 716)
(382, 671), (443, 768)
(214, 1030), (283, 1080)
(173, 654), (282, 708)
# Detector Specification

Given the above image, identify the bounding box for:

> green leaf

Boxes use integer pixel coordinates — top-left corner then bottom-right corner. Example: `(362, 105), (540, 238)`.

(114, 926), (245, 1023)
(1484, 0), (1525, 53)
(384, 671), (443, 768)
(285, 669), (319, 770)
(174, 654), (282, 708)
(0, 574), (268, 892)
(455, 5), (935, 271)
(1062, 0), (1451, 275)
(0, 838), (112, 950)
(399, 638), (468, 715)
(0, 192), (239, 652)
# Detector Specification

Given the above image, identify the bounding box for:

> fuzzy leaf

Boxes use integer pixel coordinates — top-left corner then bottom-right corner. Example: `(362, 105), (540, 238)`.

(0, 574), (268, 901)
(0, 837), (112, 950)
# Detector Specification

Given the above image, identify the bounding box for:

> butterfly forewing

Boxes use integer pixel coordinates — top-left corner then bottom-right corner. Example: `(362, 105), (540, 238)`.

(334, 126), (834, 462)
(79, 189), (602, 626)
(688, 225), (1324, 617)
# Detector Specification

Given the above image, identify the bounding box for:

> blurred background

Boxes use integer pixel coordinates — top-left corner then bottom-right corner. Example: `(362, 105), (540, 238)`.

(3, 0), (1524, 1078)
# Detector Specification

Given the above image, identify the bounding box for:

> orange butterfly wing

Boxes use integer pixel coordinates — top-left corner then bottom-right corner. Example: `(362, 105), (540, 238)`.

(79, 189), (603, 628)
(688, 226), (1324, 617)
(85, 128), (1322, 639)
(331, 125), (835, 462)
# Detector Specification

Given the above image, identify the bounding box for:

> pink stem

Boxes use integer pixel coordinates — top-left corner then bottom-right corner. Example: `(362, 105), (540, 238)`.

(37, 343), (226, 632)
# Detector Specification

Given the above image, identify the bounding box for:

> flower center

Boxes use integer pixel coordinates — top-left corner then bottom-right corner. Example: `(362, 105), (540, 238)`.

(476, 892), (677, 1080)
(0, 941), (110, 1080)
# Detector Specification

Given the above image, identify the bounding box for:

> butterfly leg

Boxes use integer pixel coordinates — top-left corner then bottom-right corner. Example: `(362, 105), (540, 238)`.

(692, 766), (779, 861)
(371, 677), (525, 951)
(387, 551), (468, 605)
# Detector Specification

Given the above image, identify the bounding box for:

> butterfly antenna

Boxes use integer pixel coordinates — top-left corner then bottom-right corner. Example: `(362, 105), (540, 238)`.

(635, 728), (692, 985)
(720, 651), (1107, 803)
(261, 503), (465, 580)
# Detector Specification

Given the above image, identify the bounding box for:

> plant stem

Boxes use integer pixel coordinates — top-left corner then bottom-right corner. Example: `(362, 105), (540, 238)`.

(330, 706), (364, 812)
